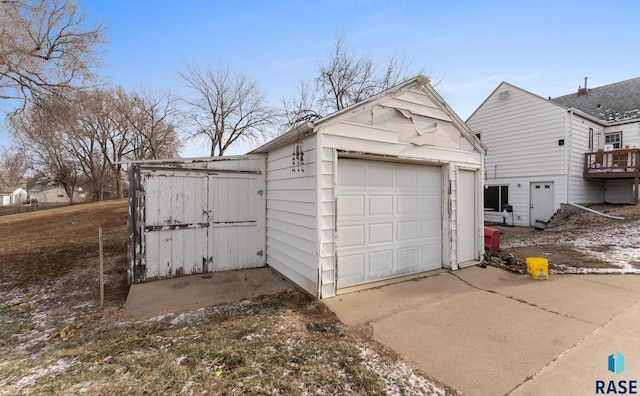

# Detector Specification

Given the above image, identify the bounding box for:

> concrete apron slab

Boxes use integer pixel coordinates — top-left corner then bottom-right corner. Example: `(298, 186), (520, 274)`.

(123, 267), (293, 320)
(324, 266), (640, 396)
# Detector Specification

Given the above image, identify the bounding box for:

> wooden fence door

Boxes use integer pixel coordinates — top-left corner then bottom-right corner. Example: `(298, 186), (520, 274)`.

(128, 157), (266, 283)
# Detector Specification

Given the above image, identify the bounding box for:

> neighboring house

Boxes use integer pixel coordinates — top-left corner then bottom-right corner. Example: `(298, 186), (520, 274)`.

(129, 75), (488, 298)
(0, 187), (27, 206)
(28, 183), (86, 207)
(467, 77), (640, 227)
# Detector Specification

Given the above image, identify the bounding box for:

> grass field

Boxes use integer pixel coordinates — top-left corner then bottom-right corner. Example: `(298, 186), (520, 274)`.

(0, 200), (454, 395)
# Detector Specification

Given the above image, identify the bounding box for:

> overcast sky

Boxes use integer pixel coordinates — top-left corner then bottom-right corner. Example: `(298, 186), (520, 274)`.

(8, 0), (640, 157)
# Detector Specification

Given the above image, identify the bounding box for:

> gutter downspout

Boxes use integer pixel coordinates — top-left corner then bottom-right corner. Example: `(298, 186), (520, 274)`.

(566, 109), (574, 204)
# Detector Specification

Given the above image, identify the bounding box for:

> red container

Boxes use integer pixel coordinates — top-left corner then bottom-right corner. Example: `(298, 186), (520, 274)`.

(484, 226), (501, 252)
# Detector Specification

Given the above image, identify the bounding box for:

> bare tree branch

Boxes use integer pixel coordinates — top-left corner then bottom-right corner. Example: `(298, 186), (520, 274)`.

(0, 0), (106, 110)
(178, 64), (275, 156)
(282, 34), (416, 128)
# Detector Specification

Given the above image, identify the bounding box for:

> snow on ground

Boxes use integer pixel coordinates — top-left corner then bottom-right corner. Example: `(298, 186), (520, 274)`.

(504, 221), (640, 274)
(358, 346), (447, 396)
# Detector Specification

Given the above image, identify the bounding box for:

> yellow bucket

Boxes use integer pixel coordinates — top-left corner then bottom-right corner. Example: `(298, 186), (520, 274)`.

(526, 257), (549, 280)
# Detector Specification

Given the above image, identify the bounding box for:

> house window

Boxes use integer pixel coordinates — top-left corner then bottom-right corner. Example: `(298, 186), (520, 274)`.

(484, 185), (509, 212)
(605, 131), (622, 148)
(475, 133), (481, 140)
(588, 128), (594, 150)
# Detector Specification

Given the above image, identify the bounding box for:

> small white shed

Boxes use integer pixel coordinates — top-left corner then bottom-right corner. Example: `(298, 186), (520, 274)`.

(128, 76), (487, 299)
(250, 75), (487, 298)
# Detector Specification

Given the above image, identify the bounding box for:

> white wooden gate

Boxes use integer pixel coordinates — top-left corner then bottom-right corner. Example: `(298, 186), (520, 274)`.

(128, 156), (266, 283)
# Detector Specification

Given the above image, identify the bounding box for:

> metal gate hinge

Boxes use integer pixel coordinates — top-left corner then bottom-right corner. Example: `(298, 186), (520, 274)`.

(256, 250), (264, 256)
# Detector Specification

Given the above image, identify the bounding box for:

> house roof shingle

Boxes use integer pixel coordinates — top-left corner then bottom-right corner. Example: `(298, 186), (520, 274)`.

(552, 77), (640, 123)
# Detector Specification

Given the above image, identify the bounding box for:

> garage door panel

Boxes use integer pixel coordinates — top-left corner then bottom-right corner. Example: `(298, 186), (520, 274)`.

(368, 250), (393, 273)
(397, 247), (418, 270)
(369, 166), (393, 187)
(396, 168), (418, 187)
(397, 195), (418, 214)
(369, 223), (393, 244)
(369, 195), (393, 215)
(337, 158), (442, 289)
(340, 163), (366, 187)
(338, 195), (365, 217)
(397, 221), (418, 241)
(339, 225), (365, 248)
(340, 254), (364, 278)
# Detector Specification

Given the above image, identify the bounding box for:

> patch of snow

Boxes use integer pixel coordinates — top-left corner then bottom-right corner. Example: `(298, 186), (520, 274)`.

(2, 358), (72, 395)
(357, 346), (446, 395)
(505, 222), (640, 274)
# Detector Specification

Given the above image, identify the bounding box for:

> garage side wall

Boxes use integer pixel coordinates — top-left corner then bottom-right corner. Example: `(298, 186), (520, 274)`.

(264, 135), (320, 297)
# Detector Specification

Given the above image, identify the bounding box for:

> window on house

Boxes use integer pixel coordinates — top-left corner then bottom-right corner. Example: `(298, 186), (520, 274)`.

(475, 133), (481, 140)
(484, 185), (509, 212)
(588, 128), (594, 150)
(605, 131), (622, 148)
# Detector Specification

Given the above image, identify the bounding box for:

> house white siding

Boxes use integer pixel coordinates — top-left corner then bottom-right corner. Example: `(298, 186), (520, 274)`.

(469, 86), (567, 181)
(264, 135), (320, 296)
(566, 114), (605, 204)
(468, 83), (570, 225)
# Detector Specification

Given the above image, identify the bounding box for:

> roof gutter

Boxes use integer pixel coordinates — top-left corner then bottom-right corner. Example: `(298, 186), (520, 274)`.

(248, 121), (315, 154)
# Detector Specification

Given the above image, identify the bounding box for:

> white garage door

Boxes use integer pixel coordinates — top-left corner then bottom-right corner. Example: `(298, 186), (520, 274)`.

(336, 159), (442, 288)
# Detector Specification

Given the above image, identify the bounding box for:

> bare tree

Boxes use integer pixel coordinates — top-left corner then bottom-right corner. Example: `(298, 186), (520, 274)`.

(0, 0), (106, 108)
(9, 99), (83, 202)
(179, 65), (275, 156)
(126, 88), (182, 160)
(282, 34), (414, 128)
(0, 148), (27, 186)
(10, 86), (182, 201)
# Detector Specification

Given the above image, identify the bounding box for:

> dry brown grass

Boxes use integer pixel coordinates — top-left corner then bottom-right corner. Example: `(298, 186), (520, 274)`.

(0, 201), (453, 395)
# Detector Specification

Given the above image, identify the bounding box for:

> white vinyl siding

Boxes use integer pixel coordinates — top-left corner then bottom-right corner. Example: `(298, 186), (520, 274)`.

(468, 86), (567, 180)
(265, 136), (319, 296)
(566, 115), (605, 204)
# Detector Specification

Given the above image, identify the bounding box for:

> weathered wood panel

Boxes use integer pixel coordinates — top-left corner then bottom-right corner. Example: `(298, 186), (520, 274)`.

(128, 156), (266, 283)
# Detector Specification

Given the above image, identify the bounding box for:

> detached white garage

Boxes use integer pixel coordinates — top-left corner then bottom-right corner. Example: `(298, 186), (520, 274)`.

(250, 75), (487, 298)
(128, 76), (486, 298)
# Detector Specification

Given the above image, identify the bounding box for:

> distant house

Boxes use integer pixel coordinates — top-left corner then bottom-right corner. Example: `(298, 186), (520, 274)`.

(467, 77), (640, 227)
(28, 183), (86, 207)
(0, 187), (27, 206)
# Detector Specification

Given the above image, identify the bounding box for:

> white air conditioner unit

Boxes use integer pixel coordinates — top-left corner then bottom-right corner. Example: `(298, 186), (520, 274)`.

(604, 144), (614, 151)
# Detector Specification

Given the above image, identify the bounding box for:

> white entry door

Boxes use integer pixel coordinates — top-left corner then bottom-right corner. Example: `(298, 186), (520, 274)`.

(336, 159), (442, 288)
(530, 182), (554, 225)
(457, 170), (477, 264)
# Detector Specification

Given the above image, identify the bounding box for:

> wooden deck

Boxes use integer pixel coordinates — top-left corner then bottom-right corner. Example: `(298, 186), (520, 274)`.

(584, 148), (640, 179)
(584, 148), (640, 205)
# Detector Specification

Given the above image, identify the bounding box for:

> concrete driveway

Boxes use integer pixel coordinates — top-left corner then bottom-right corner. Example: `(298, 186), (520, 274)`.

(324, 266), (640, 396)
